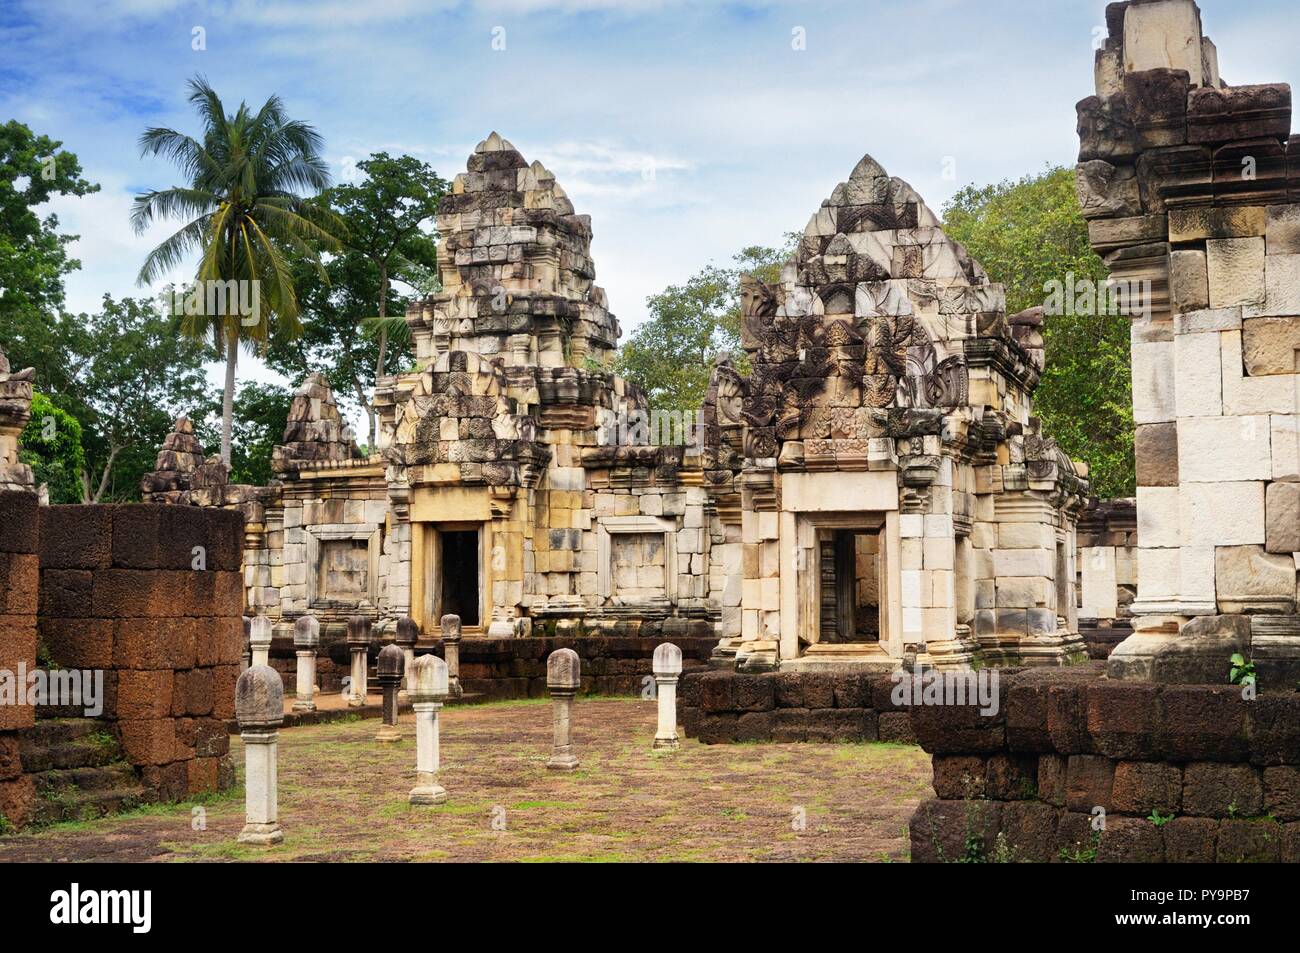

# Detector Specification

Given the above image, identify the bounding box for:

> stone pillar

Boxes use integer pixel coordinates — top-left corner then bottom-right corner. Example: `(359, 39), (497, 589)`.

(1077, 0), (1300, 682)
(652, 642), (682, 751)
(235, 665), (285, 846)
(346, 615), (370, 707)
(241, 616), (252, 673)
(545, 648), (580, 771)
(249, 614), (272, 668)
(409, 654), (450, 805)
(376, 643), (405, 742)
(441, 613), (464, 699)
(0, 347), (36, 493)
(292, 615), (319, 712)
(395, 616), (418, 697)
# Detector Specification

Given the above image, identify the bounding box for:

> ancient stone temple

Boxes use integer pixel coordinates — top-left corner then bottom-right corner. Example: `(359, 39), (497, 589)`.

(144, 132), (1090, 673)
(1077, 0), (1300, 682)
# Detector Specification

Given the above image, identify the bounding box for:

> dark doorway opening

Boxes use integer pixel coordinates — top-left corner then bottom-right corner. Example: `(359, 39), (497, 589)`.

(440, 530), (480, 625)
(818, 529), (881, 643)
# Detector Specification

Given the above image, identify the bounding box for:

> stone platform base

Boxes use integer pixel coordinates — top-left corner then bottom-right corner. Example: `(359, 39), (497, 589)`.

(907, 666), (1300, 863)
(679, 670), (917, 745)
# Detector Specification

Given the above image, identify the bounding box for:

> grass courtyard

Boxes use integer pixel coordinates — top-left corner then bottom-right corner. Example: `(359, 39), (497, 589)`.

(0, 697), (932, 863)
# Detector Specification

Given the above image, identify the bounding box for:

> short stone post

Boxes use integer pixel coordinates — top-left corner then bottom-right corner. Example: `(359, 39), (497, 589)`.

(235, 665), (285, 845)
(652, 642), (682, 751)
(545, 648), (580, 771)
(441, 613), (464, 699)
(409, 654), (450, 805)
(249, 614), (272, 668)
(396, 617), (418, 698)
(346, 615), (371, 707)
(376, 643), (405, 742)
(241, 616), (252, 672)
(292, 615), (319, 712)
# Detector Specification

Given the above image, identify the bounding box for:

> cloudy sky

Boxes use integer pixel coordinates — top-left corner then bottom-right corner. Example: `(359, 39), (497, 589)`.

(3, 0), (1296, 406)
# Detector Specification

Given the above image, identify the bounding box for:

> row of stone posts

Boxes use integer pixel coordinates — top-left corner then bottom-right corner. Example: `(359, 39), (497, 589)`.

(234, 637), (685, 846)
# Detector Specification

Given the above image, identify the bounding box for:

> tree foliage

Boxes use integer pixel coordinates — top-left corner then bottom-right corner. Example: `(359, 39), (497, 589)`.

(0, 120), (99, 330)
(267, 152), (445, 443)
(615, 244), (791, 411)
(131, 75), (340, 464)
(19, 393), (85, 504)
(942, 166), (1135, 498)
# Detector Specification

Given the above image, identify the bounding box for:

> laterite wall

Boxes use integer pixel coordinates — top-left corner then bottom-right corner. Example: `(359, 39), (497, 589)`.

(908, 668), (1300, 863)
(0, 493), (245, 825)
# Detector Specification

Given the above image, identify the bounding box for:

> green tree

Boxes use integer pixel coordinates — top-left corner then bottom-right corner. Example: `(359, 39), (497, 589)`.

(131, 75), (340, 466)
(0, 121), (98, 390)
(266, 153), (445, 442)
(59, 296), (211, 501)
(19, 393), (85, 504)
(942, 166), (1134, 498)
(616, 244), (790, 410)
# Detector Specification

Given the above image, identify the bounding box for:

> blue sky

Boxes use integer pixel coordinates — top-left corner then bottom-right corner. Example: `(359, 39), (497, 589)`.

(3, 0), (1297, 407)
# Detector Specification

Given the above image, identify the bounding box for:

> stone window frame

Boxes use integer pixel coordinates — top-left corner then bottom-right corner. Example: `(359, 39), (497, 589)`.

(306, 523), (382, 609)
(596, 515), (678, 607)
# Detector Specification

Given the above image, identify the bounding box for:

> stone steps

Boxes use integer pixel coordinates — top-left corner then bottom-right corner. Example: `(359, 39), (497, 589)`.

(19, 718), (147, 825)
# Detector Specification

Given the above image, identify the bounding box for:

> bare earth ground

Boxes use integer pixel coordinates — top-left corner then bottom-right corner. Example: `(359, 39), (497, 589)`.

(0, 698), (932, 862)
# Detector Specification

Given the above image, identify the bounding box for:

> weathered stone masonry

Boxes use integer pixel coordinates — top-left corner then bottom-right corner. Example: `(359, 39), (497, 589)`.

(1077, 0), (1300, 683)
(151, 133), (1091, 679)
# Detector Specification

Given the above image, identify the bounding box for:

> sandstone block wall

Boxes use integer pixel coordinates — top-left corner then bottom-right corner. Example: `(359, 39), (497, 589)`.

(34, 503), (244, 803)
(908, 667), (1300, 862)
(0, 492), (39, 824)
(448, 635), (716, 701)
(678, 670), (918, 744)
(1076, 498), (1138, 658)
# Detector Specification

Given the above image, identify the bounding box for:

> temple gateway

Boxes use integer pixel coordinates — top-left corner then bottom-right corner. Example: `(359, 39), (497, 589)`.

(143, 132), (1091, 672)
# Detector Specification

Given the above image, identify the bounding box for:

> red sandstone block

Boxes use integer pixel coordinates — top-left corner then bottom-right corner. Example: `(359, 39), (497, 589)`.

(38, 616), (114, 670)
(0, 618), (36, 731)
(908, 798), (1001, 864)
(117, 719), (177, 766)
(1182, 762), (1263, 817)
(174, 668), (214, 717)
(211, 665), (239, 720)
(39, 505), (112, 569)
(0, 553), (38, 614)
(1052, 812), (1100, 863)
(0, 735), (22, 781)
(1248, 695), (1300, 766)
(194, 717), (229, 758)
(203, 509), (244, 572)
(1163, 816), (1218, 862)
(1111, 761), (1182, 815)
(173, 717), (196, 760)
(1216, 819), (1282, 862)
(986, 754), (1039, 800)
(1038, 754), (1068, 807)
(1065, 754), (1115, 812)
(877, 710), (916, 744)
(1283, 822), (1300, 864)
(139, 762), (187, 803)
(0, 775), (35, 827)
(1262, 766), (1300, 821)
(110, 506), (163, 568)
(1086, 681), (1159, 760)
(212, 571), (243, 613)
(116, 670), (174, 720)
(931, 755), (988, 799)
(1046, 683), (1092, 755)
(0, 492), (39, 555)
(1005, 681), (1053, 753)
(187, 756), (220, 794)
(999, 801), (1060, 863)
(1097, 816), (1164, 863)
(112, 617), (199, 670)
(39, 569), (92, 618)
(1157, 686), (1249, 762)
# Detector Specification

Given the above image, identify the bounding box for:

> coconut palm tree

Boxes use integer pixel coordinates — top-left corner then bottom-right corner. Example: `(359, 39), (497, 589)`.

(131, 75), (341, 465)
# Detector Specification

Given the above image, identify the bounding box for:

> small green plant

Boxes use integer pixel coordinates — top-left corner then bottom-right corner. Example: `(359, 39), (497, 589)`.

(0, 812), (12, 835)
(1228, 653), (1256, 688)
(1059, 830), (1100, 863)
(1148, 809), (1174, 827)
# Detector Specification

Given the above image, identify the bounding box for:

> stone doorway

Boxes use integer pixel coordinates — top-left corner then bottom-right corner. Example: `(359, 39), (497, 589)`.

(818, 528), (881, 644)
(439, 529), (480, 624)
